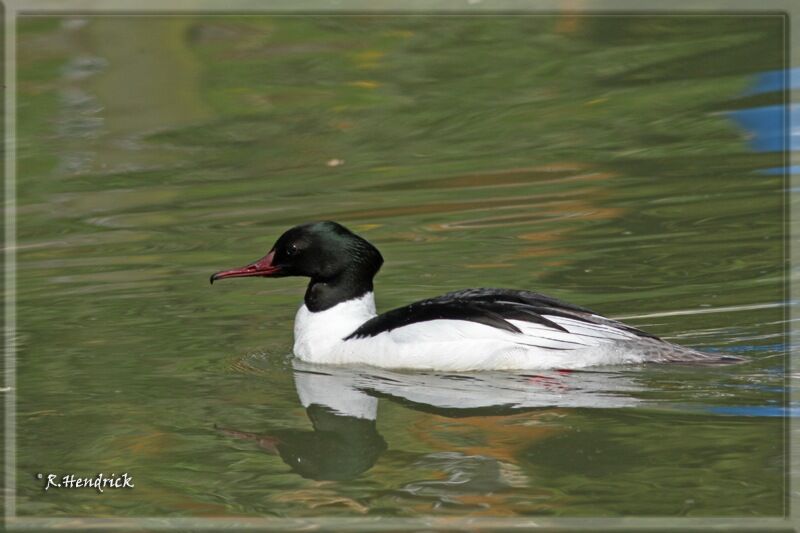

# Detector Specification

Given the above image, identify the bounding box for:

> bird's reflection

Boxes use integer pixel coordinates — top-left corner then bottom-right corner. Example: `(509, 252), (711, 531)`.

(217, 403), (386, 481)
(219, 360), (644, 481)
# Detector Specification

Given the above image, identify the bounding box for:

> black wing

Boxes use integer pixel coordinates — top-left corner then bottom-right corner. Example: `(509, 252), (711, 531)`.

(345, 288), (659, 341)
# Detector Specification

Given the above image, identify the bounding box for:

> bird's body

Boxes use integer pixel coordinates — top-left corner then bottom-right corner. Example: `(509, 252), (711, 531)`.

(292, 289), (726, 370)
(211, 221), (741, 371)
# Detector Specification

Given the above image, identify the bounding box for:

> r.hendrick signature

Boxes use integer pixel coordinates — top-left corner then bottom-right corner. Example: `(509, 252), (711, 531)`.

(37, 472), (134, 493)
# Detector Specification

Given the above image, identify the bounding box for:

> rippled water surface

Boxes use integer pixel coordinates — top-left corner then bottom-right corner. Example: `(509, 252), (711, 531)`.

(15, 15), (789, 521)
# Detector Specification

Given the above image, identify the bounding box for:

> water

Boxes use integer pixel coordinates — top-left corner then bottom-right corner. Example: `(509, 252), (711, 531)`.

(14, 15), (788, 521)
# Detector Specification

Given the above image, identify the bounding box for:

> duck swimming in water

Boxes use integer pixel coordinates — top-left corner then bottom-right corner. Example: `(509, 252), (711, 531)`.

(210, 221), (740, 371)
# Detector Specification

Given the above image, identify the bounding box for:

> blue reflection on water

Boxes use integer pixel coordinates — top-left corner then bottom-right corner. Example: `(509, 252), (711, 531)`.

(763, 166), (800, 176)
(727, 105), (798, 152)
(709, 406), (800, 417)
(742, 67), (800, 96)
(726, 67), (797, 175)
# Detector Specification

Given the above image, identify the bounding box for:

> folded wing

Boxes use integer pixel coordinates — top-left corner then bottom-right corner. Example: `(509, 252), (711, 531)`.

(345, 288), (659, 346)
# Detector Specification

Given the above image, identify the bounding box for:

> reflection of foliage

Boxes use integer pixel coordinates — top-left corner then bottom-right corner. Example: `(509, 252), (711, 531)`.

(523, 408), (784, 515)
(145, 15), (784, 178)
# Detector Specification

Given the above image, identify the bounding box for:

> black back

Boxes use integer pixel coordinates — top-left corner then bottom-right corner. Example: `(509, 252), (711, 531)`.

(346, 288), (660, 341)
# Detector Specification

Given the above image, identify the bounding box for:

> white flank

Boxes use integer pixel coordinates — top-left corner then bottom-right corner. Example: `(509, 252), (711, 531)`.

(293, 293), (657, 370)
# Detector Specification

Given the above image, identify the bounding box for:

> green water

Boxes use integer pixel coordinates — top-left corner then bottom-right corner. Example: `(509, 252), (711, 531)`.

(14, 15), (787, 520)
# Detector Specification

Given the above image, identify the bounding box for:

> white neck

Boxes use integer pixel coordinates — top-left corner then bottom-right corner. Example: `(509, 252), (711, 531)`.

(293, 292), (377, 363)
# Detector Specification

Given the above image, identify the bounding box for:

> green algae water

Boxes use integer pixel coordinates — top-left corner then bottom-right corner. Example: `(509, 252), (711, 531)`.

(13, 15), (788, 522)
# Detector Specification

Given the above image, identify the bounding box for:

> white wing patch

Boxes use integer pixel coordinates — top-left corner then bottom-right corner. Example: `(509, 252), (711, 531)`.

(542, 315), (639, 342)
(387, 319), (514, 343)
(384, 314), (638, 352)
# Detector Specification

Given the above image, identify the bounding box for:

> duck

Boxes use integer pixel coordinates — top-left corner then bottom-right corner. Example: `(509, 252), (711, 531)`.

(210, 221), (741, 370)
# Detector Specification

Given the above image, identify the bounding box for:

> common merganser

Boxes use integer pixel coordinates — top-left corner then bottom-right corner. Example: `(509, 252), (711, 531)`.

(210, 221), (741, 370)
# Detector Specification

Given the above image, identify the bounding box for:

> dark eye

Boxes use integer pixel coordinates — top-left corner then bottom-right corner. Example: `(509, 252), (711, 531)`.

(285, 243), (298, 256)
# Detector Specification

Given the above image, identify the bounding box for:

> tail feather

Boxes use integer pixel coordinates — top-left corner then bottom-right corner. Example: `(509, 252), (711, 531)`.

(616, 338), (746, 365)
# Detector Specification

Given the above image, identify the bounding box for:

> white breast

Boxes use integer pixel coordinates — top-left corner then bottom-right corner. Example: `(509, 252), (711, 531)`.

(293, 292), (377, 363)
